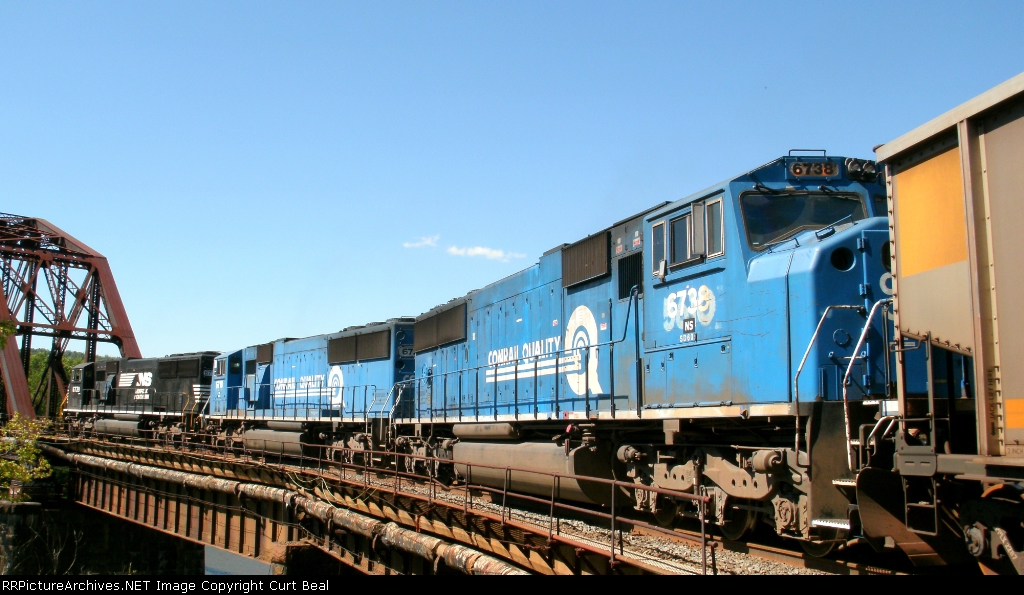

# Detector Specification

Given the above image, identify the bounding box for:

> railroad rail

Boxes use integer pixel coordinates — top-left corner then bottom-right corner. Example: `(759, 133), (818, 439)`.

(631, 525), (908, 575)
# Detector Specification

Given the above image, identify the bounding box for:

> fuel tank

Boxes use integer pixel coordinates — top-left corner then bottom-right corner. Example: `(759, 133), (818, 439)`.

(452, 423), (520, 441)
(94, 419), (141, 437)
(241, 430), (306, 457)
(452, 441), (623, 506)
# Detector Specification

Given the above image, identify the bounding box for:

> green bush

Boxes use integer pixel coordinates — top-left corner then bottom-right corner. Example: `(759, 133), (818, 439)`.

(0, 414), (53, 501)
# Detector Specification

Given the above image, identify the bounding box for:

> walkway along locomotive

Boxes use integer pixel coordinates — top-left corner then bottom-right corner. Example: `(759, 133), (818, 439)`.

(66, 152), (893, 557)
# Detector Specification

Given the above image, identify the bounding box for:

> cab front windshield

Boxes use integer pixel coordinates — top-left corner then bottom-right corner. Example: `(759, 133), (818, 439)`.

(739, 191), (866, 250)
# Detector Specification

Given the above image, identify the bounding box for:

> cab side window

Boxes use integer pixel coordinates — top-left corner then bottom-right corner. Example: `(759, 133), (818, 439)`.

(657, 196), (727, 277)
(669, 215), (691, 265)
(652, 222), (666, 273)
(706, 198), (724, 257)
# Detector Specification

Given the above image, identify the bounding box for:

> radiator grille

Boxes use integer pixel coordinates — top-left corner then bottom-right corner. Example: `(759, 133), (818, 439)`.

(176, 358), (200, 378)
(328, 337), (356, 364)
(436, 303), (467, 346)
(617, 252), (643, 300)
(413, 317), (436, 353)
(158, 360), (177, 378)
(563, 232), (610, 288)
(414, 302), (467, 353)
(357, 330), (391, 361)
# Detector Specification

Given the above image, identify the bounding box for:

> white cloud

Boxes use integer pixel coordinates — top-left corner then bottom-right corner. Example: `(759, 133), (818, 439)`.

(402, 235), (440, 248)
(446, 245), (526, 262)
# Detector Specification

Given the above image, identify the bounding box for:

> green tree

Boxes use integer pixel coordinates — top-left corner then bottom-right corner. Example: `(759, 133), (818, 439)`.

(0, 414), (52, 501)
(0, 321), (14, 343)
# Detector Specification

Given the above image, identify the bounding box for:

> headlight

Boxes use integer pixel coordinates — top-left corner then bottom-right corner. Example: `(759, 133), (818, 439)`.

(861, 161), (878, 181)
(845, 158), (878, 182)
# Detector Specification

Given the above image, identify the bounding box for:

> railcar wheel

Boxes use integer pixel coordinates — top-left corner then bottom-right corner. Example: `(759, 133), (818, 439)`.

(719, 504), (757, 541)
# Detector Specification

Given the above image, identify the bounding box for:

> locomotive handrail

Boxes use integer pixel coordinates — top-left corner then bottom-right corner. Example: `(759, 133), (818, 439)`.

(66, 388), (212, 416)
(793, 304), (865, 460)
(859, 414), (898, 466)
(78, 288), (641, 427)
(374, 384), (398, 419)
(206, 381), (380, 422)
(391, 286), (641, 423)
(841, 298), (891, 471)
(370, 384), (398, 435)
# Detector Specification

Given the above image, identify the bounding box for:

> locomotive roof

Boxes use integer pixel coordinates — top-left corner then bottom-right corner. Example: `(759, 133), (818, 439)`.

(336, 317), (415, 335)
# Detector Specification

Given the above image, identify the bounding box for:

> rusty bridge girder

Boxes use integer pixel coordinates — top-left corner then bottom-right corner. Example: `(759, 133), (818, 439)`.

(40, 443), (532, 575)
(41, 437), (709, 575)
(0, 213), (141, 418)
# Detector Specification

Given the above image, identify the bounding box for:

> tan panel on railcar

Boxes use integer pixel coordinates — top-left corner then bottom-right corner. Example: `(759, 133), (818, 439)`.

(980, 101), (1024, 443)
(892, 146), (975, 351)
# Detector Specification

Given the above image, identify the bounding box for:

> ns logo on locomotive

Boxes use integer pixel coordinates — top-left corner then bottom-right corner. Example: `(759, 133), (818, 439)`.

(65, 154), (897, 557)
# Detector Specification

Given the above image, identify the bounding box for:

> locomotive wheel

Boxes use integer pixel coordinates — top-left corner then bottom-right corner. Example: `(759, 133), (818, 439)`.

(653, 501), (679, 528)
(719, 503), (757, 541)
(798, 539), (836, 558)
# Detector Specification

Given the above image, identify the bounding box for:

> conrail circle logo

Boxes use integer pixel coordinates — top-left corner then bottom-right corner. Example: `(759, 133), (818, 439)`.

(328, 366), (345, 407)
(564, 305), (605, 396)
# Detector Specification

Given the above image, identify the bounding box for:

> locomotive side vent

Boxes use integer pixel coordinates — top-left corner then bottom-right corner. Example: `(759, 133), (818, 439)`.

(414, 302), (467, 353)
(328, 337), (357, 364)
(413, 317), (436, 353)
(563, 232), (610, 288)
(357, 330), (391, 361)
(256, 343), (274, 364)
(176, 358), (200, 378)
(158, 360), (177, 378)
(436, 303), (467, 346)
(617, 252), (643, 300)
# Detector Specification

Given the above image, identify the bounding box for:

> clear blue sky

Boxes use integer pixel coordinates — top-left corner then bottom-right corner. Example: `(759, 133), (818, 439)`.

(2, 1), (1022, 357)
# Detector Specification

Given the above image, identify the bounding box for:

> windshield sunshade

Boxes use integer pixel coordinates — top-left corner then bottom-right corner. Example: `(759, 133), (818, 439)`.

(739, 192), (866, 250)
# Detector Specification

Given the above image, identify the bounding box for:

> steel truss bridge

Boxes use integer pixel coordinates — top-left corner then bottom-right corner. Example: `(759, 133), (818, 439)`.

(0, 213), (140, 418)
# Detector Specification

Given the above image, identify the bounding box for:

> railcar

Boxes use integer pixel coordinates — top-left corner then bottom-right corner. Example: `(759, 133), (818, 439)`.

(64, 351), (218, 437)
(856, 73), (1024, 573)
(395, 152), (891, 553)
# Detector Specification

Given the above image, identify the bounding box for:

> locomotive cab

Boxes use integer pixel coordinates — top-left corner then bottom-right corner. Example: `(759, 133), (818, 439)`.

(67, 362), (95, 408)
(208, 350), (244, 415)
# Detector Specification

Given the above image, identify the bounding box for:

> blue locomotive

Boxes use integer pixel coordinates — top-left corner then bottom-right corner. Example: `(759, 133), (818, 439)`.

(401, 153), (891, 552)
(66, 153), (891, 555)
